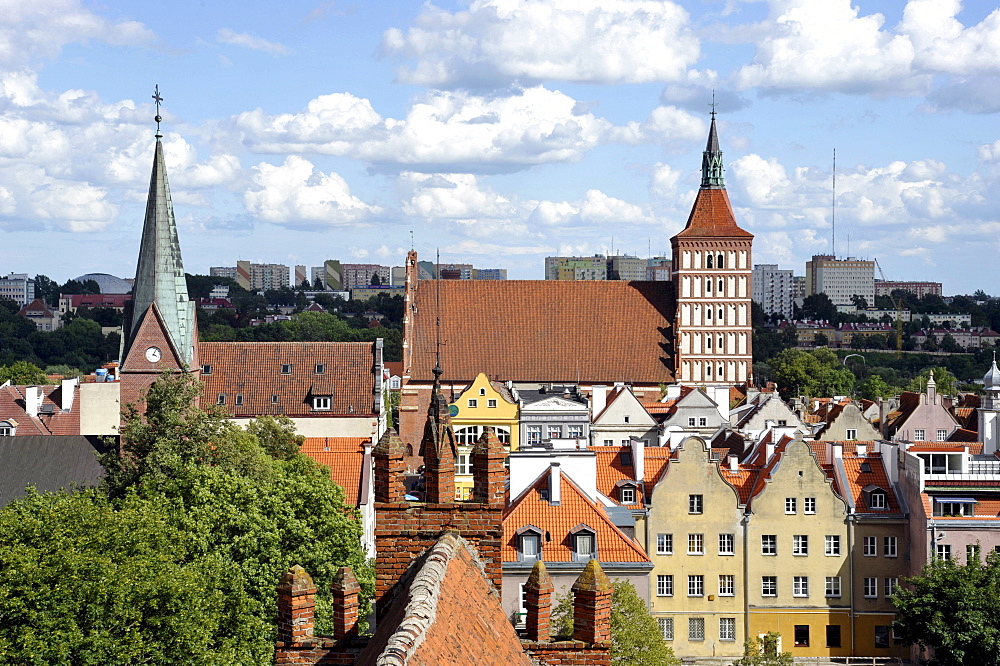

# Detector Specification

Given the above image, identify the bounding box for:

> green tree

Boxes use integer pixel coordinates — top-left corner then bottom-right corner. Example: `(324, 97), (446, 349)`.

(798, 293), (837, 323)
(768, 348), (855, 399)
(857, 374), (897, 400)
(33, 274), (59, 306)
(732, 631), (793, 666)
(813, 332), (829, 347)
(907, 367), (958, 397)
(851, 294), (869, 310)
(892, 552), (1000, 666)
(551, 581), (680, 666)
(0, 360), (49, 385)
(940, 333), (963, 354)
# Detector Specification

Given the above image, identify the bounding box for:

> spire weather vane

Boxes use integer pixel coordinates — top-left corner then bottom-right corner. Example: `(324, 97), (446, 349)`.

(709, 89), (717, 118)
(152, 85), (163, 133)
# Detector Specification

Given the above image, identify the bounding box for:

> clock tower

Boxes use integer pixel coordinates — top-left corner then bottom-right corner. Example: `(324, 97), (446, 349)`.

(119, 97), (199, 412)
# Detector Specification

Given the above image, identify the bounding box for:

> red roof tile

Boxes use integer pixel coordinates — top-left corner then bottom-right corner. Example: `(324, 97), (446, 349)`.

(672, 188), (753, 239)
(300, 437), (369, 506)
(0, 384), (80, 436)
(503, 468), (650, 564)
(200, 342), (377, 418)
(409, 280), (674, 384)
(839, 453), (902, 514)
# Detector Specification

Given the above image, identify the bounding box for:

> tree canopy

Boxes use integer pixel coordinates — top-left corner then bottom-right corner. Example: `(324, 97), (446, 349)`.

(767, 348), (855, 399)
(732, 632), (793, 666)
(0, 371), (372, 664)
(892, 551), (1000, 666)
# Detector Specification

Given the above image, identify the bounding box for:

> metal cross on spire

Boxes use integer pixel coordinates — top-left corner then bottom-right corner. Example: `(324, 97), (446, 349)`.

(709, 88), (717, 118)
(152, 85), (163, 135)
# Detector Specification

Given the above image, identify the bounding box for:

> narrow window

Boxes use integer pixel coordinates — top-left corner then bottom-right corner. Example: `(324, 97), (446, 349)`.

(280, 364), (291, 374)
(315, 363), (325, 374)
(804, 497), (816, 514)
(689, 495), (703, 514)
(235, 393), (243, 406)
(217, 393), (226, 405)
(687, 575), (704, 597)
(864, 577), (877, 598)
(793, 576), (809, 597)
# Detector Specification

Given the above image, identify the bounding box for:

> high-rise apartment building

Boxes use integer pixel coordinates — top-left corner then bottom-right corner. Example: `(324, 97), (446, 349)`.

(646, 257), (672, 281)
(805, 255), (875, 307)
(341, 263), (391, 289)
(209, 266), (237, 280)
(875, 280), (942, 299)
(607, 255), (646, 281)
(545, 255), (608, 280)
(752, 264), (796, 319)
(0, 273), (35, 307)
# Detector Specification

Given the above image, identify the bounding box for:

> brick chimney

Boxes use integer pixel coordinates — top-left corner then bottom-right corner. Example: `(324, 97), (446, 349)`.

(572, 559), (613, 644)
(374, 428), (407, 504)
(472, 425), (507, 506)
(524, 561), (554, 642)
(277, 565), (317, 644)
(421, 381), (458, 504)
(330, 566), (361, 640)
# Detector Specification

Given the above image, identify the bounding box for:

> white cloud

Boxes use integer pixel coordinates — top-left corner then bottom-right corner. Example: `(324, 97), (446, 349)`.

(217, 28), (288, 55)
(734, 0), (922, 95)
(244, 155), (381, 228)
(650, 163), (683, 199)
(401, 172), (518, 220)
(382, 0), (700, 86)
(0, 0), (153, 70)
(235, 87), (616, 171)
(901, 0), (1000, 76)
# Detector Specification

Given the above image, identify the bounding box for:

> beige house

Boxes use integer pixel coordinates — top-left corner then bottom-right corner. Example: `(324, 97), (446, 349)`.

(814, 402), (880, 441)
(647, 437), (745, 658)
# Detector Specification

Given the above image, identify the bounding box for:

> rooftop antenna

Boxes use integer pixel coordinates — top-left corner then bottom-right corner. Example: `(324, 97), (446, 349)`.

(832, 148), (836, 258)
(410, 229), (414, 251)
(152, 84), (163, 136)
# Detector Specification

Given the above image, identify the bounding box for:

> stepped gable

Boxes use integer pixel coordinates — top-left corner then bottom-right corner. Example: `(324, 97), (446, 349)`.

(199, 341), (377, 418)
(409, 279), (674, 384)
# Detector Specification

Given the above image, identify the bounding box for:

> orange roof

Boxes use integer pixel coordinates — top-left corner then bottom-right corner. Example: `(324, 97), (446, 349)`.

(908, 442), (983, 454)
(929, 497), (1000, 520)
(720, 464), (761, 504)
(948, 428), (980, 443)
(642, 400), (676, 415)
(200, 342), (377, 418)
(0, 384), (80, 436)
(589, 445), (673, 507)
(409, 280), (674, 384)
(502, 468), (650, 564)
(839, 453), (902, 514)
(672, 188), (753, 239)
(300, 437), (370, 506)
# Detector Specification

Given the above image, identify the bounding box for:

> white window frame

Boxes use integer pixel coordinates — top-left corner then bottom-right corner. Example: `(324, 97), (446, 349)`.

(825, 535), (841, 556)
(719, 533), (735, 555)
(689, 494), (703, 514)
(762, 576), (777, 597)
(825, 576), (842, 598)
(620, 485), (636, 504)
(785, 497), (797, 514)
(870, 491), (887, 510)
(864, 577), (878, 598)
(567, 424), (584, 439)
(688, 575), (704, 597)
(914, 428), (926, 441)
(656, 575), (673, 597)
(793, 576), (809, 598)
(468, 398), (478, 408)
(884, 536), (897, 557)
(718, 575), (735, 596)
(456, 453), (471, 475)
(488, 399), (498, 408)
(804, 497), (816, 514)
(688, 533), (704, 555)
(846, 428), (857, 440)
(864, 536), (877, 557)
(936, 429), (948, 441)
(936, 544), (951, 560)
(547, 425), (562, 439)
(793, 534), (809, 556)
(656, 533), (673, 555)
(689, 617), (705, 641)
(658, 617), (673, 641)
(313, 396), (331, 411)
(761, 534), (777, 556)
(519, 532), (540, 562)
(526, 425), (542, 444)
(720, 617), (736, 641)
(884, 577), (899, 597)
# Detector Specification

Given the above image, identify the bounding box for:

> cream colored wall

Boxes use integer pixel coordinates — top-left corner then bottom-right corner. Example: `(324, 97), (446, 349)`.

(78, 382), (120, 436)
(746, 438), (851, 658)
(648, 437), (745, 658)
(285, 416), (377, 438)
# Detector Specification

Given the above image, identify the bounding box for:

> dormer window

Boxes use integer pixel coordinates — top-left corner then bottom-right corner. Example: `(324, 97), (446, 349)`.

(863, 485), (888, 511)
(619, 483), (637, 505)
(315, 364), (325, 374)
(313, 396), (331, 411)
(570, 524), (596, 562)
(217, 394), (226, 405)
(0, 420), (16, 436)
(620, 451), (633, 466)
(281, 364), (292, 375)
(271, 394), (279, 404)
(235, 394), (243, 406)
(517, 526), (543, 562)
(934, 497), (975, 517)
(201, 364), (213, 375)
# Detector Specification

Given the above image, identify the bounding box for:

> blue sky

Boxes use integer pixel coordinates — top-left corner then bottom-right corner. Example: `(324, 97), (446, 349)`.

(2, 0), (999, 294)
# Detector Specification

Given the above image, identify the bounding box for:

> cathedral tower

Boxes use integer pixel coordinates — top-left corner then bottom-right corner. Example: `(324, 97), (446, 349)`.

(671, 113), (753, 385)
(119, 102), (198, 410)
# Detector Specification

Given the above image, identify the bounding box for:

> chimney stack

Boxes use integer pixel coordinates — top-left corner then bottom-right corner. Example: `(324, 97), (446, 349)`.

(25, 386), (41, 418)
(591, 385), (607, 417)
(572, 559), (613, 644)
(276, 565), (317, 645)
(330, 566), (361, 640)
(524, 561), (554, 642)
(728, 455), (739, 473)
(549, 463), (561, 505)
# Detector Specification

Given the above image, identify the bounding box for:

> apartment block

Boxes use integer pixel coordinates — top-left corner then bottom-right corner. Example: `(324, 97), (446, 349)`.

(805, 255), (875, 306)
(752, 264), (796, 319)
(0, 273), (35, 307)
(544, 255), (607, 280)
(875, 280), (942, 299)
(607, 255), (646, 281)
(341, 263), (391, 289)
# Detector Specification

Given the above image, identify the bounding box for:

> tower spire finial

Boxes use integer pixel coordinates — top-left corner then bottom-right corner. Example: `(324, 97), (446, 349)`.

(701, 98), (724, 189)
(152, 84), (163, 137)
(710, 88), (717, 119)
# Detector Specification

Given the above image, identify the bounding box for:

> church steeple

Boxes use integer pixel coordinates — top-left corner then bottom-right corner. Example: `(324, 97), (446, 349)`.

(122, 88), (196, 367)
(700, 112), (725, 189)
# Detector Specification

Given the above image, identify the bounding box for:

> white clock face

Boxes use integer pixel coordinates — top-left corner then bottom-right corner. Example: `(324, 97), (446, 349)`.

(145, 346), (162, 362)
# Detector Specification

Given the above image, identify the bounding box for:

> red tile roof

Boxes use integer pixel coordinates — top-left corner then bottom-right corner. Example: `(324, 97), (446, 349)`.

(300, 437), (370, 506)
(839, 453), (902, 514)
(590, 445), (674, 508)
(200, 342), (377, 418)
(0, 384), (80, 436)
(409, 280), (675, 384)
(672, 188), (753, 239)
(503, 468), (650, 564)
(948, 428), (980, 443)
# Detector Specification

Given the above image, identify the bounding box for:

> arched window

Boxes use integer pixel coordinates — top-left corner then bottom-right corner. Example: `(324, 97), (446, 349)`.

(706, 308), (712, 320)
(718, 364), (724, 378)
(717, 254), (725, 268)
(406, 443), (414, 456)
(706, 335), (712, 350)
(718, 335), (724, 349)
(718, 308), (724, 321)
(705, 278), (712, 293)
(706, 255), (713, 269)
(706, 364), (713, 376)
(718, 279), (724, 293)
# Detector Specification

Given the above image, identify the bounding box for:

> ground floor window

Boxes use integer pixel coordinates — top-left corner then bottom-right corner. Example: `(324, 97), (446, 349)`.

(720, 617), (736, 641)
(658, 617), (673, 641)
(689, 617), (705, 641)
(826, 625), (841, 648)
(794, 625), (809, 647)
(875, 625), (890, 648)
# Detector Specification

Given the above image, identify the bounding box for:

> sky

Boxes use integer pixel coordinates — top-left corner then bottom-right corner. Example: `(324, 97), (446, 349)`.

(1, 0), (999, 294)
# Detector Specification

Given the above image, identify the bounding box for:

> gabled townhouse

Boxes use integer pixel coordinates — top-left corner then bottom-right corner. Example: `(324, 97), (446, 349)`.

(590, 384), (658, 448)
(449, 372), (519, 498)
(657, 386), (729, 445)
(502, 454), (652, 624)
(17, 298), (61, 331)
(814, 401), (881, 441)
(743, 435), (853, 658)
(647, 436), (746, 658)
(732, 391), (803, 442)
(882, 372), (960, 442)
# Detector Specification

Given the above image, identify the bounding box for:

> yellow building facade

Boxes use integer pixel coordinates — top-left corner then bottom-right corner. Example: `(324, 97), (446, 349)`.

(648, 438), (745, 659)
(746, 438), (852, 658)
(448, 372), (519, 499)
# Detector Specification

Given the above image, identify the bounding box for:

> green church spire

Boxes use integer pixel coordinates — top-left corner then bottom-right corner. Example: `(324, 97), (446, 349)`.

(700, 112), (725, 189)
